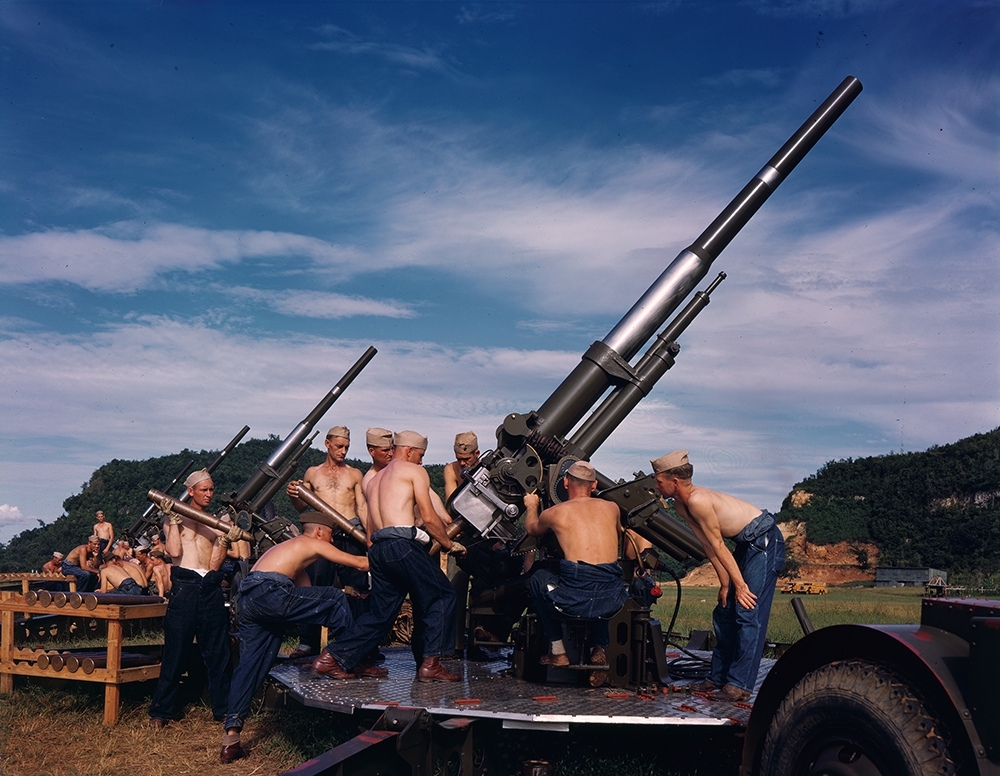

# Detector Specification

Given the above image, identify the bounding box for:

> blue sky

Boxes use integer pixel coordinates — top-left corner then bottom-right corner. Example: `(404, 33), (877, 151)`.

(1, 0), (997, 544)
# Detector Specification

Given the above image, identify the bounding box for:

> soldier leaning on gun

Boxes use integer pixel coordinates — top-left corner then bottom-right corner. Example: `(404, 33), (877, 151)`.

(148, 468), (243, 728)
(651, 450), (785, 703)
(285, 425), (370, 658)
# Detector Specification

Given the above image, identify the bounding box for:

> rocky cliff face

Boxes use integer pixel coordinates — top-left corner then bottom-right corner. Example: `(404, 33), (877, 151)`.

(680, 519), (878, 587)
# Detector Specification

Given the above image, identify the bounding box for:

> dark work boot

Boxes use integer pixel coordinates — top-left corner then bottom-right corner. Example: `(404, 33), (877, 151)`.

(416, 656), (461, 682)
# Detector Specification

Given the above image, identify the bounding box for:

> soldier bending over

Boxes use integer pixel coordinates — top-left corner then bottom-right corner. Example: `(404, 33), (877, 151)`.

(219, 511), (370, 764)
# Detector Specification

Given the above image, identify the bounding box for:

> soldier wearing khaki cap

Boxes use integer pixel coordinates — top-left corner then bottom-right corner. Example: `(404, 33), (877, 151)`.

(284, 425), (369, 660)
(444, 431), (480, 500)
(651, 450), (784, 702)
(522, 459), (628, 687)
(314, 430), (465, 684)
(363, 428), (394, 490)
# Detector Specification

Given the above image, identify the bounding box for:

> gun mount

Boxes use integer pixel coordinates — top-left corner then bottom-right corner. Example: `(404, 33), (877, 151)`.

(450, 76), (864, 564)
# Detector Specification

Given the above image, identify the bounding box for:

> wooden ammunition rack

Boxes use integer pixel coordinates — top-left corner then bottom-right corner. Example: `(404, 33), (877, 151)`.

(0, 572), (77, 594)
(0, 591), (167, 725)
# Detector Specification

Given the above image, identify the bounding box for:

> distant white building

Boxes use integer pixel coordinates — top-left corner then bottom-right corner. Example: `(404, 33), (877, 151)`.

(875, 567), (948, 588)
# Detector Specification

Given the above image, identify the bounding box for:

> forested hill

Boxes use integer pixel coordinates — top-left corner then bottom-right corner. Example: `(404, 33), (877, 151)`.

(775, 428), (1000, 574)
(0, 437), (445, 573)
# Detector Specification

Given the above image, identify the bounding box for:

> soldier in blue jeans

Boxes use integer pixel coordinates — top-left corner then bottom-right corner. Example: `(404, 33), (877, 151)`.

(523, 460), (629, 688)
(219, 511), (370, 764)
(651, 450), (785, 702)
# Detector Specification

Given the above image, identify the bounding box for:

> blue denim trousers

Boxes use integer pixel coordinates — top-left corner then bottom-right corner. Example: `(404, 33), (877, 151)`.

(328, 534), (455, 670)
(529, 560), (629, 648)
(61, 561), (97, 592)
(709, 522), (785, 692)
(149, 567), (231, 721)
(224, 571), (352, 731)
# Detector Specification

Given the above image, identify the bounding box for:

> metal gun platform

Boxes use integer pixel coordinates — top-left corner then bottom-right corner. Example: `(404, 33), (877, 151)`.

(269, 646), (772, 730)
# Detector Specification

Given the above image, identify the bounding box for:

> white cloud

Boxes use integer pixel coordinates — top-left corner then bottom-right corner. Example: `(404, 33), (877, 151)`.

(0, 504), (45, 546)
(0, 224), (364, 292)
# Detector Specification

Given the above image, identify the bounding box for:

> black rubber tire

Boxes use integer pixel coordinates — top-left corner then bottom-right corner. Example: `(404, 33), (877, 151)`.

(760, 659), (961, 776)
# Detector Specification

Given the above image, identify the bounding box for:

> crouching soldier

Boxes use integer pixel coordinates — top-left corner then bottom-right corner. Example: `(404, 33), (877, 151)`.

(219, 511), (371, 764)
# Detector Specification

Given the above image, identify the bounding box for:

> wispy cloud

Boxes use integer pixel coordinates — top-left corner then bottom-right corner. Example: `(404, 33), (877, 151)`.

(0, 224), (364, 292)
(224, 287), (419, 320)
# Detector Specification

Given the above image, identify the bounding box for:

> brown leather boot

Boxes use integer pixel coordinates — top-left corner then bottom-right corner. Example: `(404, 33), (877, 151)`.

(417, 656), (460, 682)
(311, 651), (356, 679)
(354, 659), (389, 678)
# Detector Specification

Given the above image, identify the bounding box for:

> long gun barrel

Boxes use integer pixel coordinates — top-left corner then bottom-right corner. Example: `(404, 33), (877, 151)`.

(450, 76), (863, 557)
(535, 76), (863, 441)
(223, 347), (377, 514)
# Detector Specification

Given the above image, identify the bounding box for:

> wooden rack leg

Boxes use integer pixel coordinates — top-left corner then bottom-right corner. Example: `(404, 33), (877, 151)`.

(103, 620), (123, 726)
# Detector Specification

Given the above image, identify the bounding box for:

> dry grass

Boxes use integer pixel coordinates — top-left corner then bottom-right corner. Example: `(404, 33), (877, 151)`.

(0, 680), (359, 776)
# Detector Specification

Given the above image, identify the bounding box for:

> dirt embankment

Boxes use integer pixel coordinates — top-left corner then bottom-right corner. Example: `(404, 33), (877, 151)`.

(680, 519), (878, 587)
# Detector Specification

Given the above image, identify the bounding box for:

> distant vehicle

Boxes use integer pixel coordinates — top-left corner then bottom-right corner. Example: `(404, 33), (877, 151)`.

(781, 581), (827, 595)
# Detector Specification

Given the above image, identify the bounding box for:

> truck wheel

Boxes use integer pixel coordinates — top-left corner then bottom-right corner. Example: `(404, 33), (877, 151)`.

(760, 659), (960, 776)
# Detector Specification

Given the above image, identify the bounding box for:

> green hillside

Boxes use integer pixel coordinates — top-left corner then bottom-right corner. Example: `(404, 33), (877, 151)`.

(0, 437), (445, 573)
(775, 427), (1000, 574)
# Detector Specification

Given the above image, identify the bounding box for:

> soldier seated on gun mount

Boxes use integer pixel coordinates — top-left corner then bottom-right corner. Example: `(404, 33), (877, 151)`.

(62, 536), (102, 592)
(312, 430), (467, 683)
(219, 511), (372, 765)
(99, 556), (149, 596)
(523, 460), (630, 688)
(651, 450), (785, 703)
(285, 425), (370, 659)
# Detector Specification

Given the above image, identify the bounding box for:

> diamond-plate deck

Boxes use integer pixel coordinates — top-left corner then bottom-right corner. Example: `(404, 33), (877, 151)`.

(269, 647), (771, 730)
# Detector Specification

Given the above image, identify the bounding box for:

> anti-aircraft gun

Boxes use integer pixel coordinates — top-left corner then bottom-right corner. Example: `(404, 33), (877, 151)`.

(449, 76), (865, 688)
(145, 346), (377, 557)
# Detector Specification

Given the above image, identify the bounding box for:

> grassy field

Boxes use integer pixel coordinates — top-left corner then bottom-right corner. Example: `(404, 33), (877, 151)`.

(0, 585), (928, 776)
(655, 584), (925, 645)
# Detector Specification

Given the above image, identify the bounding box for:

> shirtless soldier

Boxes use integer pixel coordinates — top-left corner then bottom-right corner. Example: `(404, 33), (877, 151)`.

(148, 469), (242, 728)
(651, 450), (785, 702)
(443, 431), (480, 500)
(523, 460), (629, 687)
(219, 511), (372, 764)
(63, 536), (102, 592)
(362, 427), (394, 490)
(285, 425), (369, 657)
(312, 431), (465, 682)
(99, 556), (149, 595)
(93, 510), (114, 561)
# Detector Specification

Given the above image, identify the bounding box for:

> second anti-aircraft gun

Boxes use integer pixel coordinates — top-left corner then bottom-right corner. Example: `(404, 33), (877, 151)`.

(448, 76), (864, 687)
(145, 346), (377, 557)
